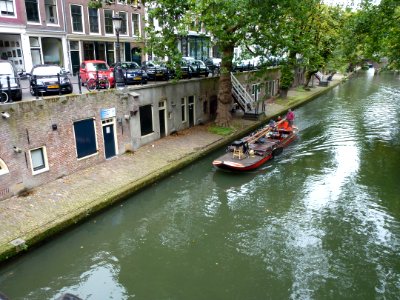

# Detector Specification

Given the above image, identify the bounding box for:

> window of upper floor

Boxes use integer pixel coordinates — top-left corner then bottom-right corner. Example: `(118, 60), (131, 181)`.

(104, 9), (113, 35)
(88, 7), (99, 34)
(25, 0), (40, 23)
(119, 11), (127, 35)
(71, 4), (84, 33)
(0, 0), (16, 18)
(45, 0), (58, 25)
(132, 13), (140, 37)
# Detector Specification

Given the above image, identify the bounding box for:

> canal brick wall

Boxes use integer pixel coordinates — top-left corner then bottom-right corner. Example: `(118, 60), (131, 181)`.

(0, 74), (345, 263)
(0, 68), (282, 201)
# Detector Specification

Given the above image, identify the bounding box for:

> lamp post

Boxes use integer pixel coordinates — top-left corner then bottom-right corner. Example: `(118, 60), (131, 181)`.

(112, 13), (125, 88)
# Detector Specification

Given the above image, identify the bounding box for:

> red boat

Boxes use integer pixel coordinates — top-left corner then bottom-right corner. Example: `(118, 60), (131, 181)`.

(212, 120), (298, 171)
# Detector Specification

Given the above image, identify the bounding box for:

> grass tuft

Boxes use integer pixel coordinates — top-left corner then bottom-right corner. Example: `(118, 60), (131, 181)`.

(208, 125), (235, 136)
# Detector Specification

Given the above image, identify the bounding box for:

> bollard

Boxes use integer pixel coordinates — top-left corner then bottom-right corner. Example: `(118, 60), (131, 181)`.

(6, 76), (12, 102)
(77, 73), (82, 94)
(34, 75), (39, 99)
(96, 70), (99, 90)
(113, 67), (116, 89)
(57, 73), (61, 95)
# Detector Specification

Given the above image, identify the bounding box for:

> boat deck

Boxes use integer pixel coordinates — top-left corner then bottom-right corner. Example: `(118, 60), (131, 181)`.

(216, 139), (278, 167)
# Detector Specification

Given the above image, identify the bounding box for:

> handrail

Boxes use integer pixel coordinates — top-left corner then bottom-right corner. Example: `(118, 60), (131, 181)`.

(231, 73), (254, 112)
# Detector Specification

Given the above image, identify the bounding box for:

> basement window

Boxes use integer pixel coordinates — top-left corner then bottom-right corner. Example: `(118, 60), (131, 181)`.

(139, 105), (153, 136)
(30, 146), (49, 175)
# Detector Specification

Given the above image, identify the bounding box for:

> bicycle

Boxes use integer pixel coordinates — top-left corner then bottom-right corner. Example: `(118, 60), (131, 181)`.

(86, 76), (111, 92)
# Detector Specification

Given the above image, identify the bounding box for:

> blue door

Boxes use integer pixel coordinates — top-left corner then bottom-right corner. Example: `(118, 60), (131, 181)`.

(103, 124), (116, 159)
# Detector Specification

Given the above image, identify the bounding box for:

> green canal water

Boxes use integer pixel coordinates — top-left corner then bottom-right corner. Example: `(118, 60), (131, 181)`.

(1, 70), (399, 299)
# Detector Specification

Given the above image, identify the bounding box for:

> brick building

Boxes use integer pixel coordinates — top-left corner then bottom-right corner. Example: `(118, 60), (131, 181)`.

(0, 0), (146, 74)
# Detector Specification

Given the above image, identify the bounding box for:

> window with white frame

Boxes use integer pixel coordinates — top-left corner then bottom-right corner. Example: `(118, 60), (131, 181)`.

(30, 147), (49, 175)
(0, 158), (9, 176)
(71, 4), (83, 33)
(88, 8), (99, 33)
(30, 37), (42, 66)
(0, 0), (15, 17)
(45, 0), (58, 24)
(119, 11), (127, 35)
(104, 10), (113, 34)
(181, 97), (187, 122)
(25, 0), (39, 22)
(132, 13), (140, 37)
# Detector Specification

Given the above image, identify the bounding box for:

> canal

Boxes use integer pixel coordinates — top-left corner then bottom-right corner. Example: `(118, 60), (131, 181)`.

(1, 70), (399, 299)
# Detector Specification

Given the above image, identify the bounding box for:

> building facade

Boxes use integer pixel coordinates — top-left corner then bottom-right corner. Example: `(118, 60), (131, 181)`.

(65, 0), (146, 74)
(0, 0), (28, 73)
(0, 0), (146, 75)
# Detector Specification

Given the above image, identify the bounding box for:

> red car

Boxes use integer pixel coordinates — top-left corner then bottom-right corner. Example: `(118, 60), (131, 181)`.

(79, 60), (115, 88)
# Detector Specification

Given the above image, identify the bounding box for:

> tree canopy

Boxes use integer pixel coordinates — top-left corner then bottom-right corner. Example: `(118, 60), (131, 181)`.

(88, 0), (400, 124)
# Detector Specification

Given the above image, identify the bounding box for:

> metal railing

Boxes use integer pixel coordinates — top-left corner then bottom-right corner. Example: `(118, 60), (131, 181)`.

(231, 73), (254, 112)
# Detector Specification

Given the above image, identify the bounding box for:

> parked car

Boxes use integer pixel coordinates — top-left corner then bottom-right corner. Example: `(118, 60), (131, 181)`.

(111, 62), (148, 84)
(172, 59), (195, 79)
(204, 57), (221, 75)
(141, 60), (169, 81)
(233, 57), (260, 72)
(191, 60), (210, 77)
(27, 64), (73, 96)
(79, 60), (115, 87)
(0, 60), (22, 101)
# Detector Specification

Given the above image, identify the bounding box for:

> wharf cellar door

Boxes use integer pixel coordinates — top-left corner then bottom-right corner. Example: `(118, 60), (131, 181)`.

(102, 118), (116, 159)
(188, 96), (195, 127)
(158, 100), (166, 138)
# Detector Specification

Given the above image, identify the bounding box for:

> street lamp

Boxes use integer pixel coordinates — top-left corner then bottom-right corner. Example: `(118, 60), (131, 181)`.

(112, 13), (125, 88)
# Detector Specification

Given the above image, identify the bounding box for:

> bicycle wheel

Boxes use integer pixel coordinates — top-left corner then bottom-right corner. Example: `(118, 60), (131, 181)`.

(0, 91), (8, 103)
(86, 79), (97, 92)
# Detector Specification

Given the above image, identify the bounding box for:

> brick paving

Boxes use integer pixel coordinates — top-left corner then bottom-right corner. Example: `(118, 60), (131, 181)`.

(0, 75), (343, 262)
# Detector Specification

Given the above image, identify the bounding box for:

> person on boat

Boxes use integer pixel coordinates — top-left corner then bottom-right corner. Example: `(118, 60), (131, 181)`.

(277, 118), (290, 130)
(269, 119), (276, 128)
(286, 108), (295, 126)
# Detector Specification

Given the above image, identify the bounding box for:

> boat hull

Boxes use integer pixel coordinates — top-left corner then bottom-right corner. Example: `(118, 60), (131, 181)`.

(213, 128), (298, 172)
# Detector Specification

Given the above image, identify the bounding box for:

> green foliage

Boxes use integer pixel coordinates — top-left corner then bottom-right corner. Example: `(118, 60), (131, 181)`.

(279, 65), (294, 90)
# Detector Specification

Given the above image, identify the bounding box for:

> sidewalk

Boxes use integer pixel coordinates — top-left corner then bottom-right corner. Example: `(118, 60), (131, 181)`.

(0, 75), (344, 262)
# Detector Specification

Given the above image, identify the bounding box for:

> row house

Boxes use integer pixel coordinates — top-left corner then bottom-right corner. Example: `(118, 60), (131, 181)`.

(66, 0), (146, 74)
(0, 0), (146, 75)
